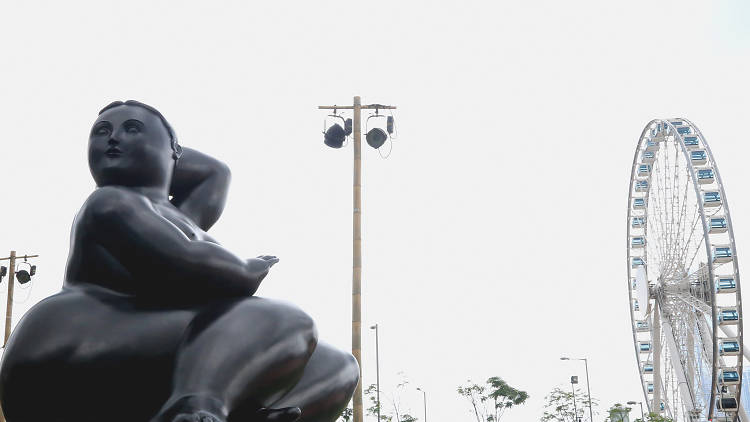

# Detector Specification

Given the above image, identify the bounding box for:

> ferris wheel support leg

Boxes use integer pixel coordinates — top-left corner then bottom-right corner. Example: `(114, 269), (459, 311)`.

(654, 300), (663, 412)
(662, 312), (698, 415)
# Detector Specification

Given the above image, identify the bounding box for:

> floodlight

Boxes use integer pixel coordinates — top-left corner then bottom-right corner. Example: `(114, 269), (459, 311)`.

(324, 123), (347, 149)
(366, 128), (388, 149)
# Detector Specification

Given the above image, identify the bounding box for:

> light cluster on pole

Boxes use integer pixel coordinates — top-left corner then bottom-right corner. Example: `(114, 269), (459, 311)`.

(322, 106), (395, 151)
(0, 251), (39, 353)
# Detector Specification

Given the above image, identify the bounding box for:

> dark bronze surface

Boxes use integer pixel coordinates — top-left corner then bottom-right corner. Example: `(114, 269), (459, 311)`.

(0, 101), (359, 422)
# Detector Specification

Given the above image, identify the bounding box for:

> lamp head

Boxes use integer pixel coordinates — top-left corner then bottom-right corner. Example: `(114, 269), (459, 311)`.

(324, 123), (347, 149)
(370, 324), (377, 330)
(15, 270), (31, 284)
(366, 128), (388, 149)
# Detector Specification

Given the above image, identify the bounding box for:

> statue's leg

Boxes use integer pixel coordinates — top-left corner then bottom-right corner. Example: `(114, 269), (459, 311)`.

(152, 297), (318, 422)
(262, 342), (359, 422)
(0, 288), (195, 422)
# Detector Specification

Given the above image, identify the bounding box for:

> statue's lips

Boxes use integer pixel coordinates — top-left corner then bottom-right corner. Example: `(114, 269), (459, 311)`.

(105, 148), (122, 157)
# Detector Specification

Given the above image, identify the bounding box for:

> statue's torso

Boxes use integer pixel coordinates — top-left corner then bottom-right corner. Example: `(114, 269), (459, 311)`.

(64, 189), (212, 294)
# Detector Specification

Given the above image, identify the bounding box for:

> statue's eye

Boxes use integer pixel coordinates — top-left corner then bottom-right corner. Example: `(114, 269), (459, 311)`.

(123, 120), (142, 134)
(94, 125), (110, 136)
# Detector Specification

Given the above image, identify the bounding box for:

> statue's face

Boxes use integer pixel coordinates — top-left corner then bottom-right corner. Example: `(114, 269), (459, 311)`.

(89, 105), (174, 188)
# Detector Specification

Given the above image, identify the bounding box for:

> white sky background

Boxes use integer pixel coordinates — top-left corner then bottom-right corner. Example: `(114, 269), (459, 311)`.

(1, 1), (750, 421)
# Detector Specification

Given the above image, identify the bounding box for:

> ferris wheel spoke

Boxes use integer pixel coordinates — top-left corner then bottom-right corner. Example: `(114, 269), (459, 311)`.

(673, 167), (694, 267)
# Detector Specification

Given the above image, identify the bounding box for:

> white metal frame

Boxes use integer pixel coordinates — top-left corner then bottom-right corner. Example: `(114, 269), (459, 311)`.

(626, 119), (744, 422)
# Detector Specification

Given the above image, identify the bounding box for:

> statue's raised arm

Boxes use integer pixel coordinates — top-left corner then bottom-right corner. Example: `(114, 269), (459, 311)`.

(169, 146), (231, 232)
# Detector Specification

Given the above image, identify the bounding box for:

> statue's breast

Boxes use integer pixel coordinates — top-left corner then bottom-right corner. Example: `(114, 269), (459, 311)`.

(153, 204), (204, 241)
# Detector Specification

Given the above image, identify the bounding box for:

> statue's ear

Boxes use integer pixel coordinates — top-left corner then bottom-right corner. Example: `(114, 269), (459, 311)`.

(173, 142), (183, 160)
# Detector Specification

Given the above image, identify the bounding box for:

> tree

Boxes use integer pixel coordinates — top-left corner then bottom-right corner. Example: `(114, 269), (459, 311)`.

(364, 383), (389, 422)
(633, 413), (673, 422)
(604, 403), (631, 422)
(457, 377), (529, 422)
(364, 375), (419, 422)
(540, 387), (598, 422)
(337, 405), (353, 422)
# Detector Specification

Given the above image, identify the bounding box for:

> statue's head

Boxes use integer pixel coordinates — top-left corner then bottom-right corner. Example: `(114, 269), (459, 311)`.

(89, 100), (182, 189)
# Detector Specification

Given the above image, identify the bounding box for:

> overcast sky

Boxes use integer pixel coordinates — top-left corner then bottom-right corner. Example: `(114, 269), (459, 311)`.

(2, 1), (750, 421)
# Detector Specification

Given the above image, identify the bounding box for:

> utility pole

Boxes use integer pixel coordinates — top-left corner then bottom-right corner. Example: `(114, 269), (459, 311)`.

(0, 251), (38, 347)
(317, 97), (396, 422)
(0, 250), (39, 422)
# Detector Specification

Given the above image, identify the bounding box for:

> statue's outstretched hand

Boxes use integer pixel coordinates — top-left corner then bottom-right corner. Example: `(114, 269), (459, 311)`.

(245, 256), (279, 290)
(256, 255), (280, 267)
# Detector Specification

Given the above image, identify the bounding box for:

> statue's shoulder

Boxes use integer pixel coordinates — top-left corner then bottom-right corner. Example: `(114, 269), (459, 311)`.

(80, 187), (151, 223)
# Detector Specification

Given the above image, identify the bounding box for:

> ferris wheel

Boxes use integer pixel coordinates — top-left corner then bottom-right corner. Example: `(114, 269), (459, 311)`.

(627, 119), (745, 421)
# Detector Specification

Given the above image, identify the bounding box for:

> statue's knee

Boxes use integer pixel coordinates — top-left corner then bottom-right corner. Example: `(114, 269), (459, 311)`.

(254, 299), (318, 345)
(341, 352), (360, 388)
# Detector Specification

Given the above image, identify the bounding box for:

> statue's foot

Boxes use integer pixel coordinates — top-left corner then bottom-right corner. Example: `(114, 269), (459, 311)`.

(152, 395), (227, 422)
(255, 407), (302, 422)
(172, 411), (225, 422)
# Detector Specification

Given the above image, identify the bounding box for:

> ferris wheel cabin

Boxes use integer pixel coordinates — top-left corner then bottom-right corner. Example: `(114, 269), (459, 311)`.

(719, 338), (741, 356)
(709, 217), (728, 233)
(703, 190), (722, 207)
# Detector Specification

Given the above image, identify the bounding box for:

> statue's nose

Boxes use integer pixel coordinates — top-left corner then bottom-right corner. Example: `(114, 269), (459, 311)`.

(108, 136), (120, 146)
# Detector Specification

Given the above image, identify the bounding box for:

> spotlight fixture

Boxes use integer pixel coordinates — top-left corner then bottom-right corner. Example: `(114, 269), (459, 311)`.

(364, 109), (393, 150)
(324, 123), (347, 149)
(15, 261), (35, 285)
(322, 110), (353, 149)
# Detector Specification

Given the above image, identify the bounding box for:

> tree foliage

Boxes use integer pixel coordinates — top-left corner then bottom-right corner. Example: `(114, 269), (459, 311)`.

(540, 387), (598, 422)
(336, 405), (352, 422)
(457, 377), (528, 422)
(604, 403), (631, 422)
(363, 374), (419, 422)
(633, 413), (674, 422)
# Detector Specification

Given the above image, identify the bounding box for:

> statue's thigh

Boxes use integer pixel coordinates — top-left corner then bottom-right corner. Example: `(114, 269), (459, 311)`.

(1, 289), (195, 422)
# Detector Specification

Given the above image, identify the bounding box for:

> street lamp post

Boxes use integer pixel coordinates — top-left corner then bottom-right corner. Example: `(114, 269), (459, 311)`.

(571, 376), (580, 422)
(627, 401), (644, 421)
(561, 357), (593, 422)
(416, 387), (427, 422)
(370, 324), (380, 422)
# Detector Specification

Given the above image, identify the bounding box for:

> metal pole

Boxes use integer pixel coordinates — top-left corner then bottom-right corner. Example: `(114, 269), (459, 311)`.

(4, 250), (16, 347)
(571, 381), (579, 422)
(372, 324), (380, 422)
(352, 95), (363, 422)
(639, 402), (644, 421)
(416, 388), (427, 422)
(583, 359), (593, 422)
(652, 301), (662, 413)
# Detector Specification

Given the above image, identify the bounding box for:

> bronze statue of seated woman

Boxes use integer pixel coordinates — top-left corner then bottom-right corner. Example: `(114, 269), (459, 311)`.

(0, 101), (359, 422)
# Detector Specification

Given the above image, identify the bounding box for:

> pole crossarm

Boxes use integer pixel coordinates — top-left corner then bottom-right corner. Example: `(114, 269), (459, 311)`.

(0, 254), (38, 261)
(318, 105), (397, 110)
